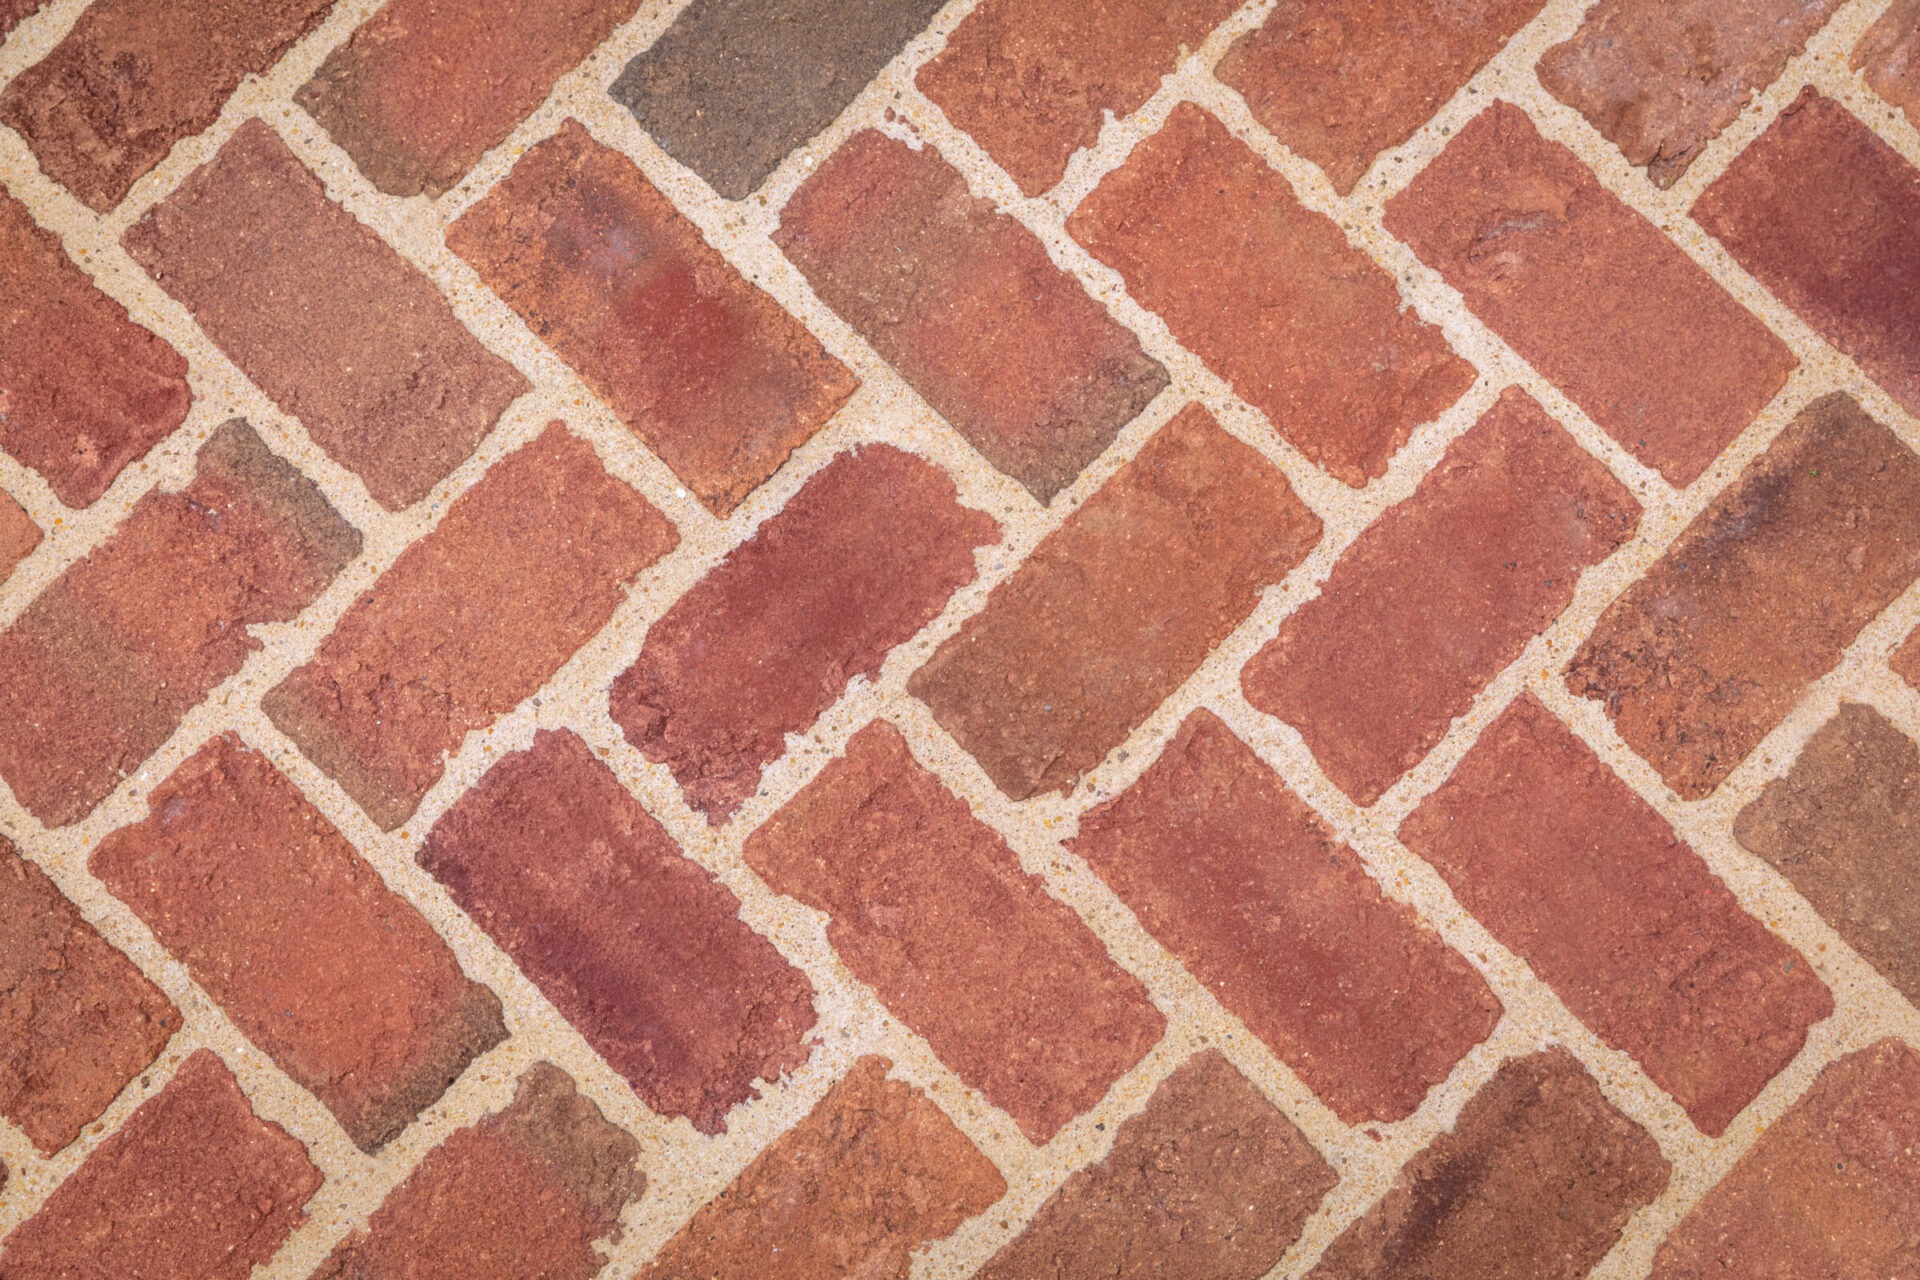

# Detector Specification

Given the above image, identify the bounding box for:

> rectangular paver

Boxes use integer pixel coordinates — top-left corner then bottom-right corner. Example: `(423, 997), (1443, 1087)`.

(1856, 0), (1920, 129)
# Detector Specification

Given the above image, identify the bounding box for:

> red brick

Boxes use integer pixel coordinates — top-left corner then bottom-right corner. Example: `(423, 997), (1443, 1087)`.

(1244, 388), (1640, 804)
(298, 0), (639, 198)
(0, 836), (175, 1155)
(0, 1050), (321, 1280)
(635, 1055), (1004, 1280)
(1569, 394), (1920, 799)
(1856, 0), (1920, 129)
(1069, 104), (1472, 485)
(314, 1063), (643, 1280)
(610, 444), (994, 823)
(0, 420), (359, 827)
(1694, 88), (1920, 420)
(916, 0), (1241, 196)
(1073, 711), (1499, 1124)
(123, 120), (529, 511)
(1217, 0), (1547, 195)
(0, 0), (43, 40)
(1650, 1038), (1920, 1278)
(1309, 1049), (1669, 1280)
(91, 734), (506, 1153)
(266, 424), (677, 830)
(744, 722), (1165, 1143)
(1401, 695), (1832, 1135)
(1384, 101), (1796, 486)
(446, 120), (857, 516)
(774, 130), (1167, 501)
(0, 490), (38, 584)
(419, 730), (816, 1134)
(1897, 624), (1920, 691)
(910, 403), (1320, 801)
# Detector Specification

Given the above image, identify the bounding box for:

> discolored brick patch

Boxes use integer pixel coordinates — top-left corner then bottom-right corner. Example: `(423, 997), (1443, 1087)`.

(0, 491), (38, 584)
(1856, 0), (1920, 129)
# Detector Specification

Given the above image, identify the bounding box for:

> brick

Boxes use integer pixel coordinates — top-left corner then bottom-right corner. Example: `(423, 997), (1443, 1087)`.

(91, 734), (506, 1153)
(610, 0), (945, 200)
(1650, 1038), (1920, 1278)
(0, 0), (43, 40)
(1569, 394), (1920, 798)
(0, 490), (38, 584)
(1898, 625), (1920, 691)
(1070, 104), (1471, 486)
(446, 120), (857, 516)
(1856, 0), (1920, 129)
(1402, 695), (1833, 1135)
(1693, 88), (1920, 420)
(419, 730), (816, 1134)
(916, 0), (1240, 197)
(0, 0), (334, 211)
(123, 120), (529, 510)
(1244, 388), (1640, 804)
(0, 1050), (321, 1280)
(635, 1055), (1004, 1280)
(1216, 0), (1547, 195)
(0, 836), (175, 1155)
(745, 722), (1164, 1142)
(975, 1050), (1336, 1280)
(911, 403), (1320, 800)
(314, 1063), (642, 1280)
(610, 444), (993, 822)
(0, 420), (358, 827)
(1309, 1049), (1668, 1280)
(266, 425), (675, 830)
(1384, 101), (1796, 486)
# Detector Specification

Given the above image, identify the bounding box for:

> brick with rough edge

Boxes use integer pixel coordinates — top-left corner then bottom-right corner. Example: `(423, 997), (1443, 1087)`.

(1897, 625), (1920, 692)
(0, 491), (38, 584)
(0, 0), (42, 39)
(1856, 0), (1920, 129)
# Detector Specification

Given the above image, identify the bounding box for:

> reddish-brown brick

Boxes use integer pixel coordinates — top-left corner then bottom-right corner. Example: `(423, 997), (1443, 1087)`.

(0, 420), (358, 827)
(123, 120), (529, 510)
(1217, 0), (1548, 195)
(0, 490), (38, 584)
(635, 1056), (1004, 1280)
(775, 130), (1167, 501)
(910, 403), (1320, 801)
(745, 722), (1164, 1143)
(0, 1050), (320, 1280)
(1245, 388), (1640, 803)
(446, 120), (857, 516)
(1856, 0), (1920, 129)
(1402, 695), (1832, 1135)
(917, 0), (1240, 196)
(1651, 1038), (1920, 1278)
(419, 730), (816, 1134)
(314, 1063), (642, 1280)
(1569, 394), (1920, 799)
(1310, 1049), (1669, 1280)
(1694, 88), (1920, 420)
(0, 0), (43, 40)
(91, 734), (505, 1153)
(266, 425), (676, 830)
(1384, 101), (1796, 486)
(610, 444), (994, 823)
(1897, 625), (1920, 692)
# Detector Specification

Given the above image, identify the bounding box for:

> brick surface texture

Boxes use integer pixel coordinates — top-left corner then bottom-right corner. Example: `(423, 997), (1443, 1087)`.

(1856, 0), (1920, 128)
(0, 490), (39, 584)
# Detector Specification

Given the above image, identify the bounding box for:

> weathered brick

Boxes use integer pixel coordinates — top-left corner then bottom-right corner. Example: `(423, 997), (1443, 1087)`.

(975, 1050), (1336, 1280)
(419, 730), (816, 1134)
(1569, 394), (1920, 799)
(1217, 0), (1547, 195)
(1402, 695), (1833, 1135)
(1650, 1038), (1920, 1278)
(91, 734), (505, 1153)
(610, 0), (945, 200)
(917, 0), (1240, 196)
(0, 836), (175, 1155)
(610, 444), (993, 823)
(0, 420), (358, 827)
(1856, 0), (1920, 129)
(0, 0), (334, 210)
(0, 490), (38, 584)
(775, 130), (1168, 500)
(446, 120), (856, 516)
(635, 1056), (1004, 1280)
(123, 119), (529, 510)
(0, 0), (43, 40)
(1384, 101), (1796, 486)
(745, 722), (1164, 1143)
(1897, 625), (1920, 691)
(1693, 88), (1920, 420)
(1310, 1049), (1668, 1280)
(1244, 388), (1639, 803)
(910, 403), (1320, 801)
(0, 1050), (320, 1280)
(266, 425), (677, 830)
(1075, 712), (1499, 1122)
